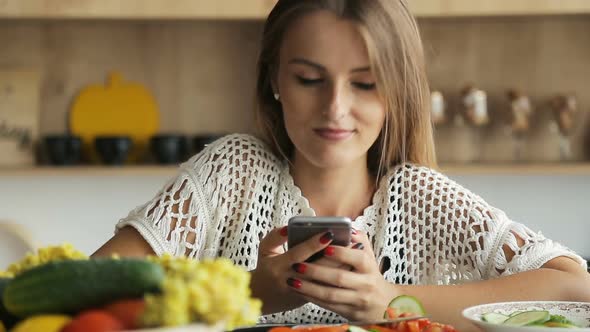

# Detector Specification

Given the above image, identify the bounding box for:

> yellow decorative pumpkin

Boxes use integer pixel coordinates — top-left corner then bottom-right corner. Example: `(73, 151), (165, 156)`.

(70, 72), (159, 163)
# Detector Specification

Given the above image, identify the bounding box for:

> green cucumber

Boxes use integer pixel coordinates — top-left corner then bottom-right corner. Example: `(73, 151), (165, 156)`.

(482, 313), (509, 324)
(387, 295), (426, 316)
(3, 258), (164, 317)
(503, 311), (550, 326)
(0, 278), (19, 329)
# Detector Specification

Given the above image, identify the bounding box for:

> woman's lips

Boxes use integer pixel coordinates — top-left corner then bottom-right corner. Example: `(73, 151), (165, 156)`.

(313, 128), (354, 141)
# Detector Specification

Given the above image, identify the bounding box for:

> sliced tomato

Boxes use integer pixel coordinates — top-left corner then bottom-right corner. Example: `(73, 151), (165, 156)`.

(313, 325), (349, 332)
(421, 322), (444, 332)
(407, 320), (421, 332)
(415, 319), (431, 331)
(385, 307), (398, 319)
(398, 312), (420, 318)
(269, 327), (295, 332)
(293, 325), (349, 332)
(396, 321), (408, 332)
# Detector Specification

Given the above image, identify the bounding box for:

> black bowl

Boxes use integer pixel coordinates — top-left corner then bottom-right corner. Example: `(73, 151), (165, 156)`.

(94, 136), (133, 165)
(150, 134), (189, 164)
(193, 134), (224, 154)
(43, 135), (82, 166)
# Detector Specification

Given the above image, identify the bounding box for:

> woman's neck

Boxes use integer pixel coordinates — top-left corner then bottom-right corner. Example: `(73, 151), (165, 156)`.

(290, 155), (376, 219)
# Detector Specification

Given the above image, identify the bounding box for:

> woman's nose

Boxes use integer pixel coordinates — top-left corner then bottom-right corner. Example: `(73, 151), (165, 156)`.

(323, 83), (351, 120)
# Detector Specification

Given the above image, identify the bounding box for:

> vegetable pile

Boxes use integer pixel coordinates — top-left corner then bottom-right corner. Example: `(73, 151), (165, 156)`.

(0, 244), (261, 332)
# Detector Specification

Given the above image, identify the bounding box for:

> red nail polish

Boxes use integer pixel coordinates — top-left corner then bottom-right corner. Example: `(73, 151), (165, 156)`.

(352, 243), (364, 250)
(324, 246), (335, 256)
(287, 277), (302, 289)
(320, 232), (334, 244)
(292, 263), (307, 274)
(280, 226), (288, 236)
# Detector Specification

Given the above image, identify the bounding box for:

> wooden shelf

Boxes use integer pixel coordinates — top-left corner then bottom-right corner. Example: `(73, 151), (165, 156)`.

(0, 0), (279, 20)
(1, 0), (590, 20)
(409, 0), (590, 17)
(0, 166), (178, 177)
(1, 164), (590, 177)
(440, 163), (590, 175)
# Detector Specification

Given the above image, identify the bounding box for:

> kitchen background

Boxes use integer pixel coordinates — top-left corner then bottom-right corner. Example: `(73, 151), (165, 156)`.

(0, 1), (589, 261)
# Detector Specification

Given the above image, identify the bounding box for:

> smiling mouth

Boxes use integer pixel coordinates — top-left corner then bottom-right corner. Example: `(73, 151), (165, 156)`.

(313, 128), (355, 141)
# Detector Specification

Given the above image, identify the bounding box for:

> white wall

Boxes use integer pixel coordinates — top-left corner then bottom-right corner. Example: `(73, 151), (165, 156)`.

(0, 173), (172, 256)
(450, 173), (589, 259)
(0, 172), (588, 259)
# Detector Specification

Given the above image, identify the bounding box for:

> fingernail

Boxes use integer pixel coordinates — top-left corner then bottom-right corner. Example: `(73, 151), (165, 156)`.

(292, 263), (307, 274)
(287, 277), (302, 289)
(324, 246), (335, 256)
(280, 226), (288, 237)
(351, 229), (358, 235)
(352, 243), (364, 250)
(319, 232), (334, 244)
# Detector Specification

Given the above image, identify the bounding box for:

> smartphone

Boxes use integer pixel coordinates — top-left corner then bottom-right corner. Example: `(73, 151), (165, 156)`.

(287, 216), (352, 250)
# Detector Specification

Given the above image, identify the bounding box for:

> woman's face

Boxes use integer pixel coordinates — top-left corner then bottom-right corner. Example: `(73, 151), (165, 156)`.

(276, 10), (386, 171)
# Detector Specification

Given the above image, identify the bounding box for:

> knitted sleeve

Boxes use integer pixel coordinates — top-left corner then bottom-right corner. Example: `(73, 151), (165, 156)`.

(115, 134), (280, 260)
(395, 165), (586, 284)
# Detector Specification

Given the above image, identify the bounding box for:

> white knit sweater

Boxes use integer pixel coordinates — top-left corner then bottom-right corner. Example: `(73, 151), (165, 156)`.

(117, 134), (585, 324)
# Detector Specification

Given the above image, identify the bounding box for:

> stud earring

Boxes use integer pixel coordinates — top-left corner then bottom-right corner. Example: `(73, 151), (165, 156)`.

(274, 93), (280, 101)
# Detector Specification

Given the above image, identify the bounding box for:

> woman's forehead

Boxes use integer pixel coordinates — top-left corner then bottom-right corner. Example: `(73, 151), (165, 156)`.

(279, 10), (370, 71)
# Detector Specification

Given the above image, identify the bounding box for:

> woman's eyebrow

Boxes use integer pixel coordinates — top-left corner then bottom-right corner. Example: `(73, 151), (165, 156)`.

(288, 57), (370, 73)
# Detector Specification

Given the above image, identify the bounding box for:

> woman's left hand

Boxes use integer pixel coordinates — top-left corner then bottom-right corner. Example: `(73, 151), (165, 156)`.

(286, 231), (400, 321)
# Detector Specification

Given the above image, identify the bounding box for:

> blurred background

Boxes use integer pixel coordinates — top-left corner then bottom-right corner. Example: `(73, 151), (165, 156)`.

(0, 1), (588, 262)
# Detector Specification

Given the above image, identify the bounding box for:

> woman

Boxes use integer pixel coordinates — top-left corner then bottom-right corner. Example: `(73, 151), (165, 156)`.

(93, 0), (590, 330)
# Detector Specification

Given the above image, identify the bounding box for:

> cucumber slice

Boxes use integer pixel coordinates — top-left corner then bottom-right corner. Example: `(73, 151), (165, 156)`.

(503, 311), (550, 326)
(348, 326), (370, 332)
(387, 295), (426, 316)
(510, 311), (524, 317)
(482, 313), (509, 324)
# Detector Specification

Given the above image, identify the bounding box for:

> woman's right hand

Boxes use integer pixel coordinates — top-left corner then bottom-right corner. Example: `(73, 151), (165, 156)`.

(250, 227), (336, 315)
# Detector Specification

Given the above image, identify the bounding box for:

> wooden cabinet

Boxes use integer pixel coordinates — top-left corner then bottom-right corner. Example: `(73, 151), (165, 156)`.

(0, 0), (278, 19)
(1, 0), (589, 19)
(0, 1), (589, 175)
(410, 0), (590, 17)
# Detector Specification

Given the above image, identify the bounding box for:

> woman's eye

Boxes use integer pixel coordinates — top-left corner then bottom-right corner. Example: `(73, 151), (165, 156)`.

(353, 82), (376, 91)
(296, 76), (323, 86)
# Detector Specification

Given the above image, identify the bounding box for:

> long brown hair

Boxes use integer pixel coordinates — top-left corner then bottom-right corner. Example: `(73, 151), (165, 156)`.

(255, 0), (437, 178)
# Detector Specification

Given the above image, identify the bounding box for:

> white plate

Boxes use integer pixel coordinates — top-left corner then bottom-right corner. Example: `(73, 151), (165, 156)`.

(463, 301), (590, 332)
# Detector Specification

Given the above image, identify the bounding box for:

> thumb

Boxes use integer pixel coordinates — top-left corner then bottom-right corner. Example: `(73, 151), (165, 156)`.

(259, 226), (288, 256)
